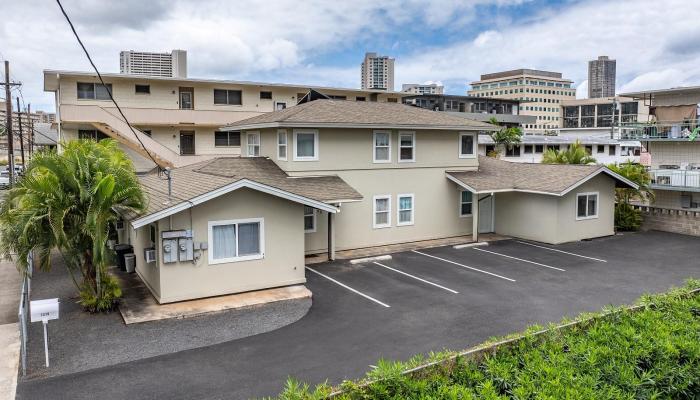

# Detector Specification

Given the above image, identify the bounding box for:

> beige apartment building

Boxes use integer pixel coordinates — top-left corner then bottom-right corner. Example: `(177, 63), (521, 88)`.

(468, 69), (576, 134)
(121, 100), (635, 303)
(43, 70), (405, 172)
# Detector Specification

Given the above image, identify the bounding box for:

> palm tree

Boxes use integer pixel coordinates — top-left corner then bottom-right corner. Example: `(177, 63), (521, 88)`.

(487, 117), (522, 158)
(0, 139), (146, 312)
(542, 140), (597, 164)
(606, 161), (654, 231)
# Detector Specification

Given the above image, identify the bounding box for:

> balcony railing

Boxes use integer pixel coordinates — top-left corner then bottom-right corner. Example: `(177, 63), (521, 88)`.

(649, 168), (700, 191)
(616, 121), (700, 141)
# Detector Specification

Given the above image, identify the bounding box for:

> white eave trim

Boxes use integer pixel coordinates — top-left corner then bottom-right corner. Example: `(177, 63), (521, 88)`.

(220, 122), (497, 132)
(445, 172), (563, 197)
(560, 167), (639, 196)
(131, 179), (339, 229)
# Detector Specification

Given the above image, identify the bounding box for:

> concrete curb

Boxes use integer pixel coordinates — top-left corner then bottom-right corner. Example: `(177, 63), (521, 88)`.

(349, 255), (392, 264)
(0, 323), (20, 400)
(453, 242), (489, 249)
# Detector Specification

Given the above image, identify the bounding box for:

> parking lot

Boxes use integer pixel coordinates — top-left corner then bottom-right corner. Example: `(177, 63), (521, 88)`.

(17, 231), (700, 400)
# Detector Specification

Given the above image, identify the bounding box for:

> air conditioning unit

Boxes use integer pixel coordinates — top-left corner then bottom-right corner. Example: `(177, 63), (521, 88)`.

(144, 248), (156, 264)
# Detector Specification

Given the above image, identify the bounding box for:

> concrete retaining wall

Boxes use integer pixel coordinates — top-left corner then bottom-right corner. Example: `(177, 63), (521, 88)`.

(635, 205), (700, 237)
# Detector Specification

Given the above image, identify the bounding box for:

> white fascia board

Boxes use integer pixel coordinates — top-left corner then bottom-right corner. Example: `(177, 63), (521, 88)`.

(131, 179), (339, 229)
(559, 167), (639, 196)
(220, 122), (496, 132)
(445, 173), (563, 197)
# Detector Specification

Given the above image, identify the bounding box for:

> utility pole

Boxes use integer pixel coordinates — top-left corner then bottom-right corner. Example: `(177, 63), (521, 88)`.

(16, 97), (25, 168)
(27, 103), (33, 158)
(3, 60), (15, 186)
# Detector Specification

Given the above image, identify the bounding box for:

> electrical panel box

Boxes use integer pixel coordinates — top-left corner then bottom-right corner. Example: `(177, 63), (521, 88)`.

(178, 237), (194, 262)
(162, 239), (178, 263)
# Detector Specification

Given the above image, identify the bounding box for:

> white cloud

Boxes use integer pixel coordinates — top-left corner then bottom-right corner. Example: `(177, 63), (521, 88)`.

(576, 80), (588, 99)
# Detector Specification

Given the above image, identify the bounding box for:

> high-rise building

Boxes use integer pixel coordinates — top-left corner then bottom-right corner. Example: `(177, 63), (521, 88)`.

(588, 56), (616, 98)
(361, 52), (394, 90)
(401, 83), (444, 95)
(119, 49), (187, 78)
(468, 69), (575, 134)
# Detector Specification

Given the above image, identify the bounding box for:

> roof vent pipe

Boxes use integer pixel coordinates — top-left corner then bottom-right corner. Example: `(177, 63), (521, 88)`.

(164, 168), (172, 200)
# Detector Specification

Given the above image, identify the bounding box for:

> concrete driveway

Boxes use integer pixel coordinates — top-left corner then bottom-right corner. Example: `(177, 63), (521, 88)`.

(16, 231), (700, 400)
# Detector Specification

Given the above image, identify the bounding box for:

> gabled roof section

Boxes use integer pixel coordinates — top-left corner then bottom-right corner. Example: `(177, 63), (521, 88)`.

(220, 99), (498, 131)
(130, 157), (362, 228)
(446, 156), (638, 196)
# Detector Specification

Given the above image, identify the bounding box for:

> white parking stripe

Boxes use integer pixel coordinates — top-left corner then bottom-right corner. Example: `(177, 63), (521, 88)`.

(473, 247), (565, 272)
(515, 240), (607, 262)
(373, 262), (459, 294)
(412, 250), (516, 282)
(305, 267), (391, 308)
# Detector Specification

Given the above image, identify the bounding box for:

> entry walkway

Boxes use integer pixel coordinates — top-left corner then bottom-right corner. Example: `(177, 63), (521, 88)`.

(0, 258), (21, 400)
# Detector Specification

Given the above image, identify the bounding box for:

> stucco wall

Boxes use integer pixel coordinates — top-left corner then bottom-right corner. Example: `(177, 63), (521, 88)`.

(132, 188), (306, 303)
(554, 174), (616, 243)
(130, 224), (161, 298)
(494, 191), (559, 243)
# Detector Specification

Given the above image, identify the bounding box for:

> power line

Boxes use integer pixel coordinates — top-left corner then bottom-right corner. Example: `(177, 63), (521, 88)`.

(54, 0), (162, 170)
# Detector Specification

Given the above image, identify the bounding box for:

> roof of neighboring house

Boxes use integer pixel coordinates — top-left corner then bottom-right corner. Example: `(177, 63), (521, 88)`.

(130, 157), (361, 228)
(32, 123), (58, 145)
(478, 134), (640, 146)
(446, 155), (637, 196)
(221, 99), (498, 131)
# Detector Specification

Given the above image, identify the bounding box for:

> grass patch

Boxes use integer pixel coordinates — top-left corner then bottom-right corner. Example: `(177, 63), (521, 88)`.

(272, 280), (700, 399)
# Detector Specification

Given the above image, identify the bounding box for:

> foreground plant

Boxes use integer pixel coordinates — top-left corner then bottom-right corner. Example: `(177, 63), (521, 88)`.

(607, 161), (654, 231)
(272, 280), (700, 399)
(487, 117), (523, 158)
(0, 139), (146, 312)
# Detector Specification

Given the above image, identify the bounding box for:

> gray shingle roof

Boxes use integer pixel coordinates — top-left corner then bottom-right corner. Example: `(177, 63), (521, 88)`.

(222, 100), (497, 130)
(447, 156), (636, 195)
(134, 157), (362, 219)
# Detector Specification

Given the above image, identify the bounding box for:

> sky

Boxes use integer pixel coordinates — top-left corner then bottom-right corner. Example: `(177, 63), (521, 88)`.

(1, 0), (699, 113)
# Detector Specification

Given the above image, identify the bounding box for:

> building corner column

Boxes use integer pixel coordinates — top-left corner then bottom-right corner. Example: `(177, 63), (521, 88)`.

(472, 193), (479, 243)
(327, 211), (336, 261)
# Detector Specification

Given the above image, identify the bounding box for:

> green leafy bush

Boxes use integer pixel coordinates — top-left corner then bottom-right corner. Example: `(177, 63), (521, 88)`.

(272, 281), (700, 399)
(615, 202), (643, 231)
(78, 273), (122, 313)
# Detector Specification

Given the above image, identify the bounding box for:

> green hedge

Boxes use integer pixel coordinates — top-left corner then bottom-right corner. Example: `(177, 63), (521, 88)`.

(274, 280), (700, 399)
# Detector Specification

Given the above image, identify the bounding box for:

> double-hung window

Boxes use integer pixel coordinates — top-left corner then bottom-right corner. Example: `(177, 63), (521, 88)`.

(215, 131), (241, 147)
(247, 132), (260, 157)
(77, 82), (112, 100)
(373, 131), (391, 163)
(277, 130), (288, 160)
(398, 132), (415, 162)
(397, 194), (414, 226)
(303, 206), (316, 233)
(576, 192), (598, 220)
(459, 133), (475, 158)
(373, 195), (391, 228)
(459, 191), (473, 216)
(293, 130), (318, 161)
(208, 218), (264, 264)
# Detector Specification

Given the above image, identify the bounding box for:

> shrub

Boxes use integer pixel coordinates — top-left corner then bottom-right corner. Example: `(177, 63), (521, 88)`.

(78, 273), (122, 313)
(615, 202), (643, 231)
(272, 281), (700, 399)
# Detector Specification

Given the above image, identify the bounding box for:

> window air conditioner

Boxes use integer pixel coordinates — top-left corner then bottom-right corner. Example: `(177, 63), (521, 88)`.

(116, 220), (125, 230)
(144, 248), (156, 263)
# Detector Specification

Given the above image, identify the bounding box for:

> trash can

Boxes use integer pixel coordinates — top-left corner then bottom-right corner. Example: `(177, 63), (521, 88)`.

(114, 244), (134, 271)
(124, 253), (136, 273)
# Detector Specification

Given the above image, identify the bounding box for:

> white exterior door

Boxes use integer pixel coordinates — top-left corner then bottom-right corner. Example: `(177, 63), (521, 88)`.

(478, 195), (494, 233)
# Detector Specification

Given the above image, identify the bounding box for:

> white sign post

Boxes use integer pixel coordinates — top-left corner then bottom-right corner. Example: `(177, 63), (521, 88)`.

(30, 298), (59, 367)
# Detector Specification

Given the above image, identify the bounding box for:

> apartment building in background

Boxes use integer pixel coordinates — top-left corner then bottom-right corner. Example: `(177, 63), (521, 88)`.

(468, 69), (575, 134)
(361, 52), (395, 90)
(401, 83), (444, 95)
(43, 69), (405, 173)
(617, 86), (700, 211)
(119, 49), (187, 78)
(588, 56), (616, 98)
(402, 94), (535, 127)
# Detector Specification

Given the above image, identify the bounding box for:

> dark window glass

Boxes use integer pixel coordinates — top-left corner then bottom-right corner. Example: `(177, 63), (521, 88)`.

(355, 96), (366, 101)
(95, 84), (112, 100)
(78, 129), (108, 140)
(597, 145), (605, 153)
(608, 146), (616, 156)
(535, 144), (544, 153)
(77, 82), (94, 99)
(260, 91), (272, 99)
(135, 84), (150, 94)
(215, 131), (241, 147)
(505, 145), (521, 157)
(523, 144), (533, 154)
(214, 89), (228, 105)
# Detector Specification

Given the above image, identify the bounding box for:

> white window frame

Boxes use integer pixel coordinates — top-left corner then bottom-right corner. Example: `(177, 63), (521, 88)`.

(398, 131), (416, 163)
(303, 206), (316, 233)
(293, 129), (319, 161)
(373, 195), (392, 229)
(459, 190), (473, 217)
(396, 194), (415, 226)
(277, 129), (287, 161)
(246, 131), (260, 157)
(458, 132), (476, 159)
(575, 192), (599, 220)
(373, 130), (392, 163)
(207, 217), (265, 265)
